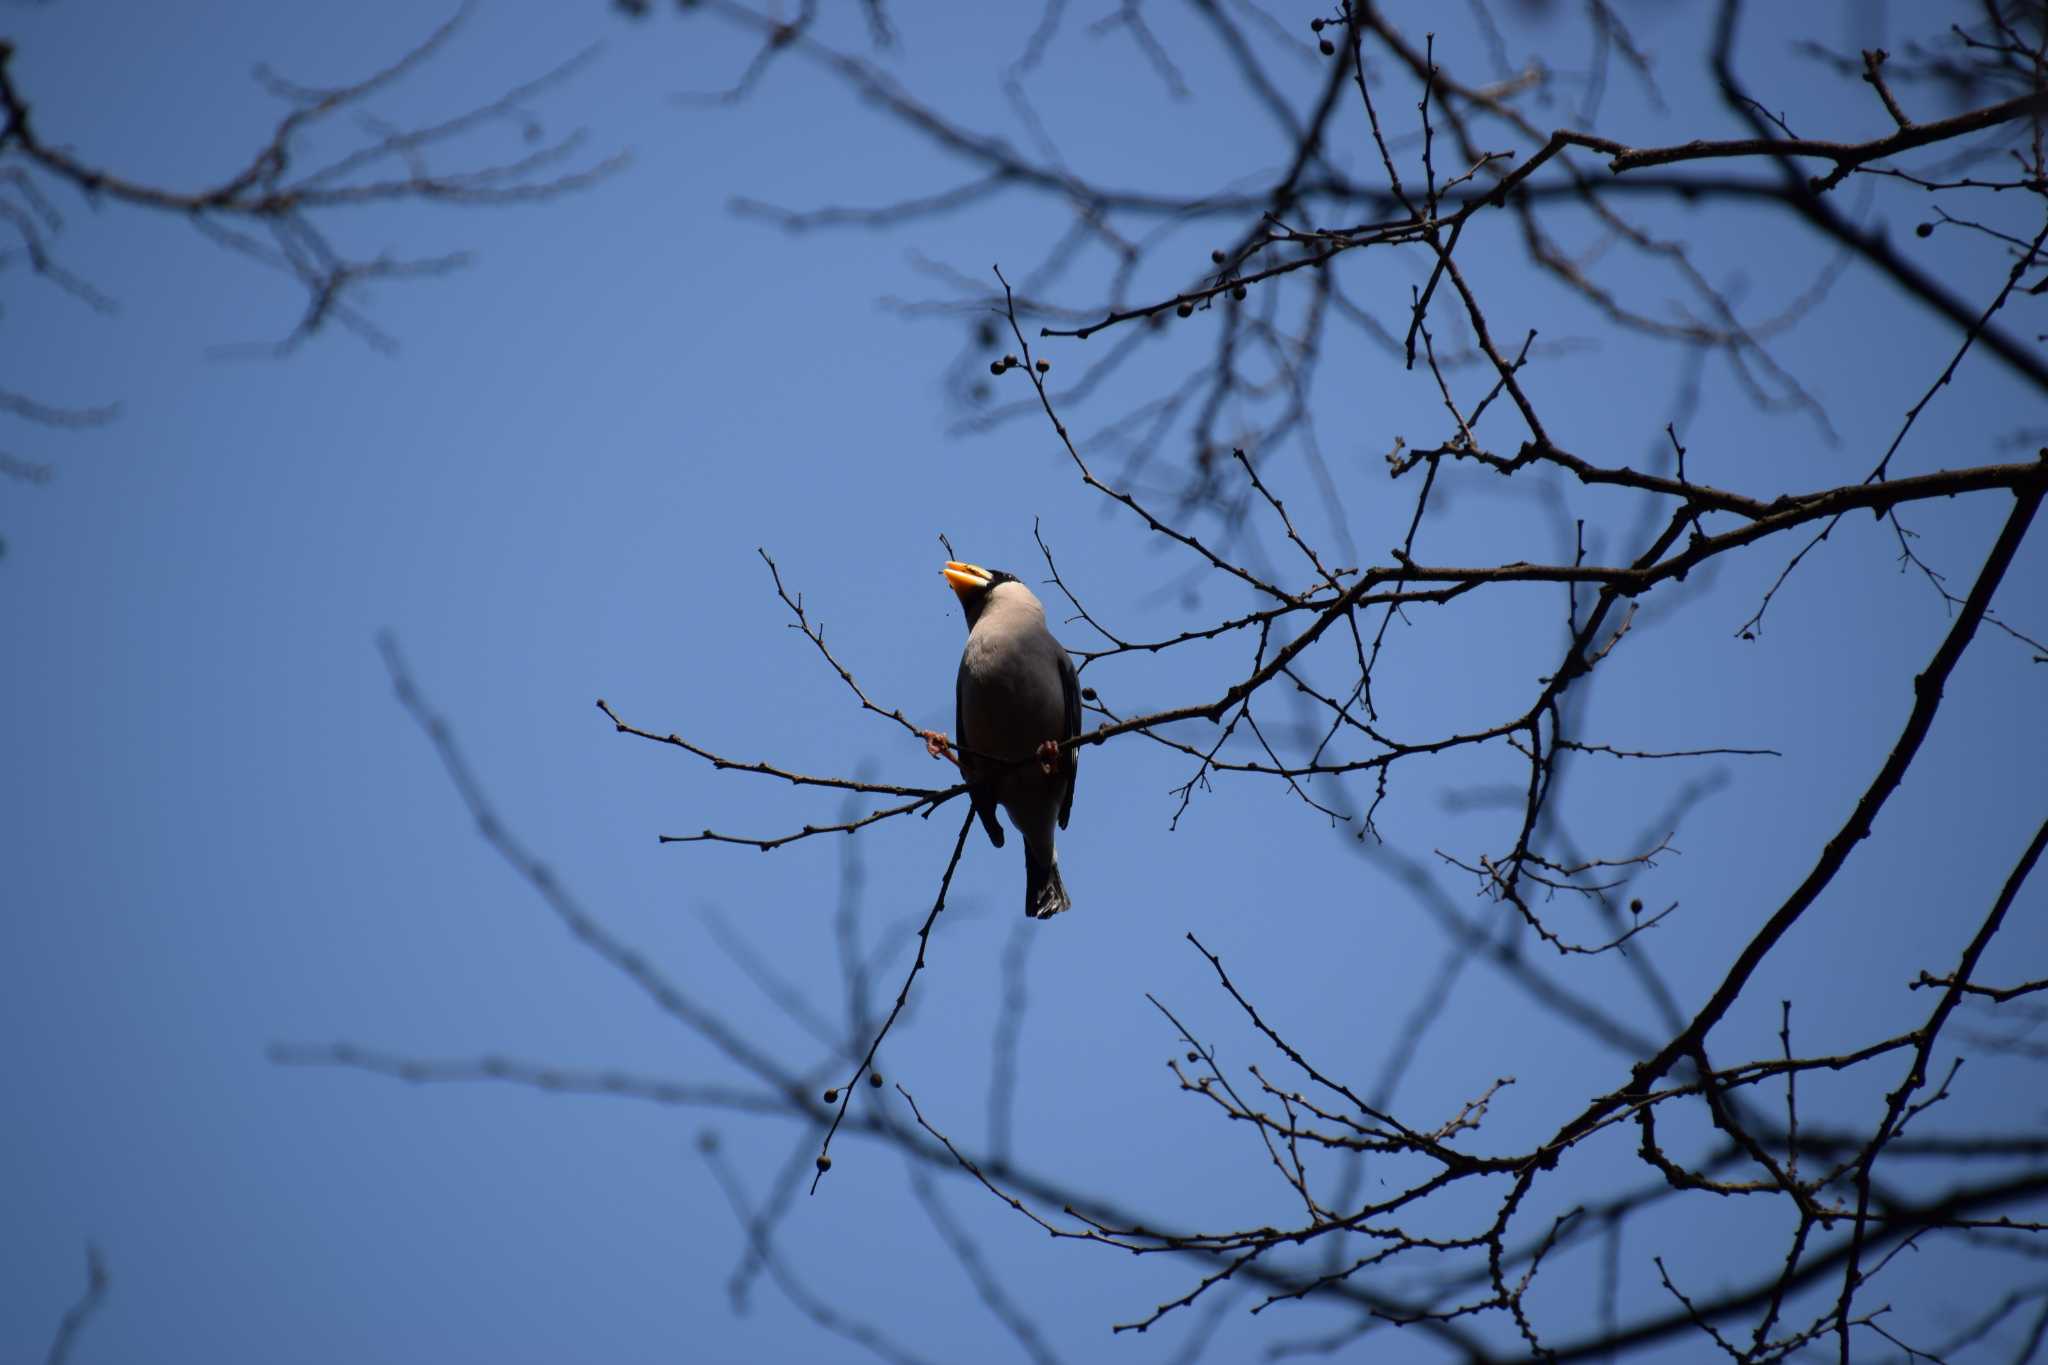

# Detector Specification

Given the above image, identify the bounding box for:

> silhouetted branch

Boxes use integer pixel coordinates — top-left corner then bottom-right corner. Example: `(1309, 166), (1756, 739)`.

(43, 1244), (107, 1365)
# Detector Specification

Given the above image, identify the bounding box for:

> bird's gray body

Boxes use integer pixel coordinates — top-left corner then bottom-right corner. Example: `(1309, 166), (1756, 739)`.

(954, 580), (1080, 917)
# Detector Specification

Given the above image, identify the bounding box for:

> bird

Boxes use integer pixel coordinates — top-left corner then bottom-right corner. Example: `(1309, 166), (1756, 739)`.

(930, 560), (1081, 918)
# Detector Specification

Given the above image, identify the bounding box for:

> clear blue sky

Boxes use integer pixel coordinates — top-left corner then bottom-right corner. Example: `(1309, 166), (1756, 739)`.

(4, 4), (2043, 1361)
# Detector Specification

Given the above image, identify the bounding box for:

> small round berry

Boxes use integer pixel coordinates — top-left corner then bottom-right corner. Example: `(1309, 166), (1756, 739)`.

(815, 1153), (832, 1172)
(1176, 301), (1194, 318)
(989, 360), (1004, 376)
(822, 1087), (839, 1103)
(868, 1071), (884, 1088)
(1210, 249), (1226, 265)
(1231, 284), (1247, 301)
(1035, 358), (1050, 373)
(1320, 37), (1336, 55)
(1310, 17), (1325, 31)
(1914, 222), (1933, 238)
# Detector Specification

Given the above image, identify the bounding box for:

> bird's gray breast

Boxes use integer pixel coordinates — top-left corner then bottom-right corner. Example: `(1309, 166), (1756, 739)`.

(959, 624), (1064, 763)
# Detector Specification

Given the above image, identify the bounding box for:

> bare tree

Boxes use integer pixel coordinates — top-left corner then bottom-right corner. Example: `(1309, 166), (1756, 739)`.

(257, 1), (2047, 1359)
(0, 5), (617, 555)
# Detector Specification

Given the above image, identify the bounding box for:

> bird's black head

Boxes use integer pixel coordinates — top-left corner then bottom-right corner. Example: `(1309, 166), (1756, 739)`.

(941, 560), (1019, 629)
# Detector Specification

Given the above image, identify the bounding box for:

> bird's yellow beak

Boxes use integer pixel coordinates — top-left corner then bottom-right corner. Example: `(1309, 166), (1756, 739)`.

(943, 561), (993, 595)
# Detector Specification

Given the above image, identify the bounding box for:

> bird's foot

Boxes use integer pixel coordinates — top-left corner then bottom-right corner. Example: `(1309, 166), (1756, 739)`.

(920, 729), (958, 766)
(1036, 739), (1063, 776)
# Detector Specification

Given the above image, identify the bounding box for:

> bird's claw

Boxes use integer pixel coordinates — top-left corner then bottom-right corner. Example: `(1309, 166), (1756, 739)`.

(1037, 739), (1063, 776)
(921, 729), (958, 765)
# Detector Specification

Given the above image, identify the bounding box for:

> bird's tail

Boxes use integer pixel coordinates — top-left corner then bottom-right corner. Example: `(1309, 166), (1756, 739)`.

(1024, 845), (1072, 918)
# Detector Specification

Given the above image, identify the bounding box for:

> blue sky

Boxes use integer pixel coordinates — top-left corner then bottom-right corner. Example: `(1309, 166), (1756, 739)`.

(4, 3), (2044, 1361)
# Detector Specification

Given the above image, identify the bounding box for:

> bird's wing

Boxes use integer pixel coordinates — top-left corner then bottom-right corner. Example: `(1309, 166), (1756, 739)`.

(1058, 646), (1081, 830)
